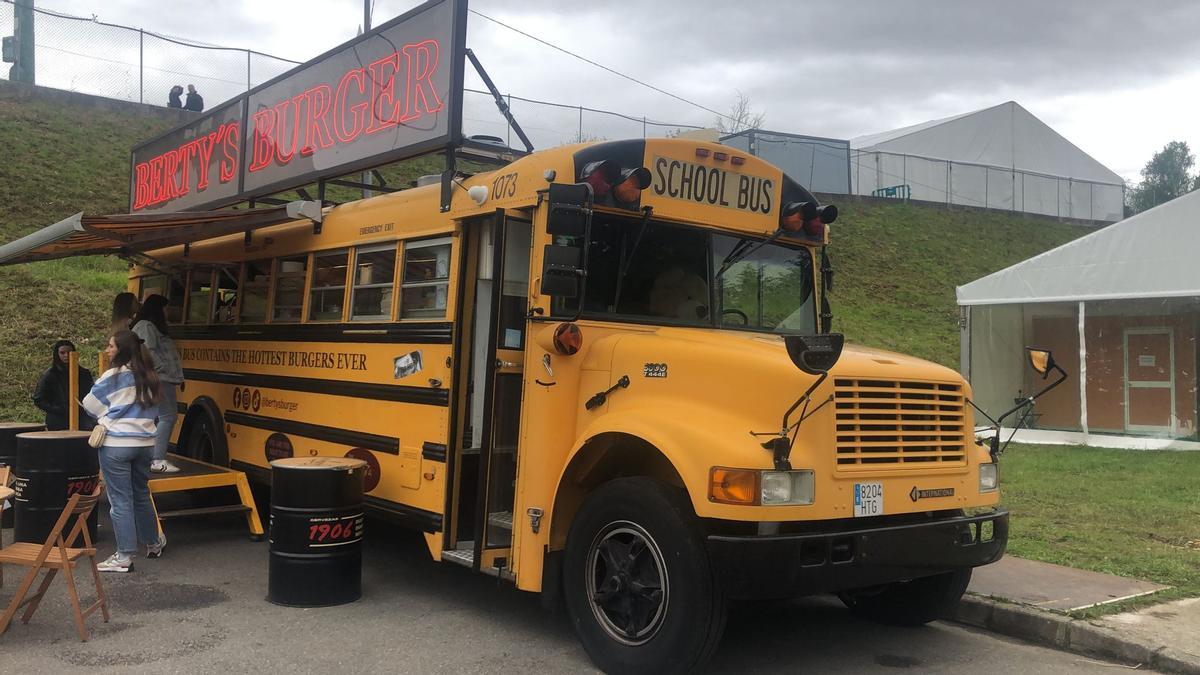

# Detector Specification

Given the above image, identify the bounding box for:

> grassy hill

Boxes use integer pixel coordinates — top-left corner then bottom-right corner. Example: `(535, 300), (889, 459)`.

(0, 84), (1093, 423)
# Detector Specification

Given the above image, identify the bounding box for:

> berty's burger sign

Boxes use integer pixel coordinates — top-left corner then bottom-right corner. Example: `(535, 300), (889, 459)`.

(130, 0), (466, 213)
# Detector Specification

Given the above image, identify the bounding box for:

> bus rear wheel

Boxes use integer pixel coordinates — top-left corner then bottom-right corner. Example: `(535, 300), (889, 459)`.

(563, 477), (726, 675)
(839, 568), (972, 627)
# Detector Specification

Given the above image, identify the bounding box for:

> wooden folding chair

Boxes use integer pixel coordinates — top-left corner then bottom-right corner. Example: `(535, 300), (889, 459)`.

(0, 484), (110, 641)
(0, 466), (10, 589)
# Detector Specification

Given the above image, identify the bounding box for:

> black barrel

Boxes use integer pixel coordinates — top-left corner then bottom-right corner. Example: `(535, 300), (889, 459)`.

(1, 423), (44, 528)
(13, 431), (100, 544)
(268, 457), (366, 607)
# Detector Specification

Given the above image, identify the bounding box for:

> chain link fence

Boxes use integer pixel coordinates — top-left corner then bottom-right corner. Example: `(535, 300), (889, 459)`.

(1, 0), (299, 108)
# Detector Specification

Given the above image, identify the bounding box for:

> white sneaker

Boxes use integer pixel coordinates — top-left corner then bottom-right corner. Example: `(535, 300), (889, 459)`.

(151, 460), (181, 474)
(97, 553), (133, 573)
(146, 532), (167, 559)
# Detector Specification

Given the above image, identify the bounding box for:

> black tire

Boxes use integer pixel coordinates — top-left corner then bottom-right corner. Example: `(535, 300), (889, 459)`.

(839, 568), (972, 627)
(183, 412), (225, 466)
(563, 477), (726, 675)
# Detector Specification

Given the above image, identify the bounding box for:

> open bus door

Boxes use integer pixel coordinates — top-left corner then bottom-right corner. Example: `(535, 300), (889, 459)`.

(448, 209), (531, 575)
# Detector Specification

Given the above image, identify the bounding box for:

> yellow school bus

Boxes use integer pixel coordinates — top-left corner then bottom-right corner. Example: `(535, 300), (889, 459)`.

(130, 138), (1009, 673)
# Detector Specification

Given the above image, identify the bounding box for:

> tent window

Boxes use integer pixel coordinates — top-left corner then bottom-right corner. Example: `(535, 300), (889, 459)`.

(350, 244), (397, 322)
(166, 276), (186, 324)
(241, 259), (272, 324)
(309, 250), (350, 322)
(212, 266), (240, 323)
(272, 256), (307, 322)
(401, 238), (451, 319)
(186, 267), (215, 324)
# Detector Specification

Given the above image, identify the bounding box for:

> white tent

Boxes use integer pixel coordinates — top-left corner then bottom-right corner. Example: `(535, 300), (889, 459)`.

(958, 191), (1200, 449)
(850, 102), (1125, 222)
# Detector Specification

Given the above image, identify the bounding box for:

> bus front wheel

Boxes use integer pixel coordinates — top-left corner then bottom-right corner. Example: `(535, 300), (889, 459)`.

(563, 477), (726, 675)
(838, 568), (972, 626)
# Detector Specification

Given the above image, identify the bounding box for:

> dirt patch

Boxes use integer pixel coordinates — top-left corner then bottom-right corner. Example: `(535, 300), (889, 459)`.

(109, 581), (228, 613)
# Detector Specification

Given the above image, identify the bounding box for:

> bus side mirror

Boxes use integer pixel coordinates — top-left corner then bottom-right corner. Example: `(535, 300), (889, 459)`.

(547, 183), (592, 237)
(540, 244), (583, 298)
(1026, 347), (1056, 379)
(784, 333), (845, 375)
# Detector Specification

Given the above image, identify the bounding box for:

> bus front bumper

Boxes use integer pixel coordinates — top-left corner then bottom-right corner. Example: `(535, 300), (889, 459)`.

(706, 510), (1008, 600)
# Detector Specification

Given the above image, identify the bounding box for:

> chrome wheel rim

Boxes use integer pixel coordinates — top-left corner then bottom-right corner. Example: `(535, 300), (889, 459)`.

(585, 520), (669, 646)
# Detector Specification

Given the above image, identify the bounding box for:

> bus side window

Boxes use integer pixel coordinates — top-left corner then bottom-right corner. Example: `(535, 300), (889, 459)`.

(350, 244), (397, 321)
(212, 266), (240, 323)
(186, 267), (215, 324)
(139, 274), (167, 301)
(166, 276), (185, 324)
(273, 256), (308, 322)
(241, 259), (272, 323)
(309, 250), (350, 322)
(401, 237), (451, 319)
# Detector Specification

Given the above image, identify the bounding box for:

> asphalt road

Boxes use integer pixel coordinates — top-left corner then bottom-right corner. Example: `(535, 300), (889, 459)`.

(1, 500), (1142, 674)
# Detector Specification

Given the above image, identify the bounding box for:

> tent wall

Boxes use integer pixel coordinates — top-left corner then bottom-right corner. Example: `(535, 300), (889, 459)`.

(722, 131), (851, 194)
(851, 149), (1122, 222)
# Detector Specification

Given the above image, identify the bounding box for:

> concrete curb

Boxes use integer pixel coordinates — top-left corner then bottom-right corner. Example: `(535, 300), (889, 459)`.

(949, 595), (1200, 674)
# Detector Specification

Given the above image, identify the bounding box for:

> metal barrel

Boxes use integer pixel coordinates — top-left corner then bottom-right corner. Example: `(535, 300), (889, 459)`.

(268, 456), (366, 607)
(1, 423), (44, 528)
(13, 431), (99, 543)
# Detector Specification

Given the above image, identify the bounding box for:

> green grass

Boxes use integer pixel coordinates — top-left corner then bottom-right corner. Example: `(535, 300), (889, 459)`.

(828, 200), (1092, 368)
(1000, 443), (1200, 614)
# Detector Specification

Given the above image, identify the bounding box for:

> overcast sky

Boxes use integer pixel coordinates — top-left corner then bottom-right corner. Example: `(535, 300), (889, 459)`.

(22, 0), (1200, 181)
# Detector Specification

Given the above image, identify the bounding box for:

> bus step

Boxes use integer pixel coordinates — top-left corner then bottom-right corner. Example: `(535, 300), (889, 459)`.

(442, 547), (475, 568)
(157, 504), (251, 520)
(487, 511), (513, 531)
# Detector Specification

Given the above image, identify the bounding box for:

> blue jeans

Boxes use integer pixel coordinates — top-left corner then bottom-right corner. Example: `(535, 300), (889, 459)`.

(155, 382), (179, 462)
(98, 444), (158, 557)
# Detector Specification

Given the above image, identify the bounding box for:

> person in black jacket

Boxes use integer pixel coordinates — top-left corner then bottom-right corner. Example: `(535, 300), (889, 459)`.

(32, 340), (97, 431)
(168, 85), (183, 109)
(184, 84), (204, 112)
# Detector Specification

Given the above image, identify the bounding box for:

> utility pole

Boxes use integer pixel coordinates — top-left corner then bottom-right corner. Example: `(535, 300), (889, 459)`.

(8, 0), (35, 84)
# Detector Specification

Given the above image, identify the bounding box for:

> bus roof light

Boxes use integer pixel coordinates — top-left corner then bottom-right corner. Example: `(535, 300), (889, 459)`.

(695, 148), (711, 158)
(613, 167), (652, 204)
(780, 202), (818, 232)
(580, 160), (619, 199)
(713, 151), (729, 162)
(817, 204), (838, 224)
(730, 156), (746, 166)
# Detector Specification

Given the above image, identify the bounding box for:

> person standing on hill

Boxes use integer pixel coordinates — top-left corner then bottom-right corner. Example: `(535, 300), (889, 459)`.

(133, 294), (183, 474)
(84, 330), (164, 573)
(184, 84), (204, 112)
(168, 85), (183, 109)
(32, 340), (96, 431)
(111, 292), (139, 334)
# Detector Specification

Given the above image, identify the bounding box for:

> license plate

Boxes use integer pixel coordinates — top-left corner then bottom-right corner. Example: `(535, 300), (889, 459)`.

(854, 483), (883, 517)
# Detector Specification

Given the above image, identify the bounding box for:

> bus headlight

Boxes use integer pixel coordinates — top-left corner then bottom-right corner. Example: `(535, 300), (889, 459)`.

(979, 463), (999, 492)
(761, 470), (815, 505)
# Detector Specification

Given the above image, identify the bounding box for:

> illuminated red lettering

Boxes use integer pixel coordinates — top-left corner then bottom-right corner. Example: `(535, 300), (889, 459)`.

(303, 84), (334, 155)
(272, 97), (302, 165)
(134, 162), (151, 210)
(334, 68), (367, 143)
(366, 52), (402, 134)
(220, 122), (240, 183)
(174, 142), (197, 197)
(162, 150), (182, 200)
(249, 108), (276, 173)
(148, 155), (167, 205)
(402, 39), (443, 121)
(194, 131), (218, 191)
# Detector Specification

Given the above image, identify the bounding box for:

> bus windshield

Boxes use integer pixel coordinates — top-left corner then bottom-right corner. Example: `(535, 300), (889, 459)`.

(565, 212), (816, 334)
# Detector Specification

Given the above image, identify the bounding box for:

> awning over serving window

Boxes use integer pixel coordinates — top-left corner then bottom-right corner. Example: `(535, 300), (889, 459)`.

(0, 201), (323, 266)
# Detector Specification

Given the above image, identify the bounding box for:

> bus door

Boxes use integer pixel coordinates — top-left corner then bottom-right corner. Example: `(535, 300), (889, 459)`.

(448, 210), (531, 574)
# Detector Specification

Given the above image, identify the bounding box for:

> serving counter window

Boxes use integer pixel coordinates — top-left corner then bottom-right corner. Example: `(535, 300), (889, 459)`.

(351, 244), (397, 321)
(241, 259), (272, 323)
(309, 250), (350, 322)
(272, 256), (307, 322)
(401, 237), (451, 319)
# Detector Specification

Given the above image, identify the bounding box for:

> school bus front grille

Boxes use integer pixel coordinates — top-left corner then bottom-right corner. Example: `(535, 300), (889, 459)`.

(834, 379), (967, 469)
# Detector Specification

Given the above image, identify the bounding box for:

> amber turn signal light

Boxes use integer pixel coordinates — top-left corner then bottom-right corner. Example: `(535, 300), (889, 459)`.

(552, 322), (583, 355)
(709, 467), (760, 505)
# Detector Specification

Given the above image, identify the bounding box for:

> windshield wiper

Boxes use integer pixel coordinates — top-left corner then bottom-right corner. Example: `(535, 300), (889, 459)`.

(715, 230), (785, 279)
(612, 206), (653, 311)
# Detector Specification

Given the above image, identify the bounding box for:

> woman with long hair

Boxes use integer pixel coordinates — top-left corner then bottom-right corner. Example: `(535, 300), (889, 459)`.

(83, 329), (166, 572)
(111, 292), (139, 334)
(133, 294), (184, 473)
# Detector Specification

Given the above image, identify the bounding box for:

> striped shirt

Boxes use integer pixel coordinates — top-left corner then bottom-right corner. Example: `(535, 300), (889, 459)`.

(82, 366), (158, 447)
